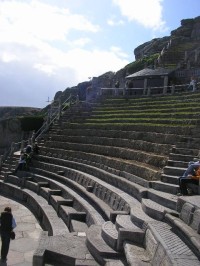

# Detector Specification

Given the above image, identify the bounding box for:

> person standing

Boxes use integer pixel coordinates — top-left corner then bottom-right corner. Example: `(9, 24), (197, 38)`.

(0, 207), (17, 262)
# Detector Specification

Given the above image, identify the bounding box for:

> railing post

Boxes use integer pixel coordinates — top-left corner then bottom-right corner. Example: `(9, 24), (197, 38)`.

(10, 142), (15, 156)
(58, 98), (62, 120)
(76, 94), (79, 104)
(147, 87), (151, 96)
(171, 84), (175, 94)
(0, 156), (2, 169)
(31, 132), (36, 146)
(20, 140), (25, 152)
(46, 109), (51, 131)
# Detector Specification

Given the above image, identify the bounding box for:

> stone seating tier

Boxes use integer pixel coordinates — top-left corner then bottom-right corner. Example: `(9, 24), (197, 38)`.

(5, 172), (106, 227)
(2, 92), (200, 264)
(165, 201), (200, 260)
(49, 128), (184, 145)
(124, 220), (200, 266)
(30, 159), (176, 223)
(40, 146), (160, 183)
(0, 179), (69, 236)
(32, 155), (178, 210)
(44, 139), (168, 169)
(48, 133), (172, 156)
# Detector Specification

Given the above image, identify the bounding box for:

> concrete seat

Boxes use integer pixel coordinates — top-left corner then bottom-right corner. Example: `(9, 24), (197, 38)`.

(165, 202), (200, 259)
(0, 180), (69, 236)
(86, 224), (124, 265)
(49, 194), (73, 213)
(59, 205), (86, 228)
(124, 220), (200, 266)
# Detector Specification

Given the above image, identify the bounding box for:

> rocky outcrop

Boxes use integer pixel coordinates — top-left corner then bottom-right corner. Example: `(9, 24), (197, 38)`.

(0, 118), (22, 155)
(0, 107), (41, 155)
(134, 37), (170, 61)
(0, 107), (40, 121)
(134, 16), (200, 61)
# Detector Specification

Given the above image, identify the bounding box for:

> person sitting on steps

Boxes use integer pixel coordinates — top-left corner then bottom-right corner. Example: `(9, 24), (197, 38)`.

(14, 152), (30, 173)
(178, 158), (200, 195)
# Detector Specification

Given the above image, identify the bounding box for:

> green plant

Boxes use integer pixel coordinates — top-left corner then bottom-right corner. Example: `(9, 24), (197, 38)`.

(20, 115), (44, 132)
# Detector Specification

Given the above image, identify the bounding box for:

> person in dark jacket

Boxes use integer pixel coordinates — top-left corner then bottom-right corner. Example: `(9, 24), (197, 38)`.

(0, 207), (16, 262)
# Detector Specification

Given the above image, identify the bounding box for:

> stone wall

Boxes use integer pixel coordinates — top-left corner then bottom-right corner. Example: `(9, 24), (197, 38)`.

(0, 118), (22, 154)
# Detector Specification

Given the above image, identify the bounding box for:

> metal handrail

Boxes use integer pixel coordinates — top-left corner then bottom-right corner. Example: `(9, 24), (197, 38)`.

(0, 93), (79, 170)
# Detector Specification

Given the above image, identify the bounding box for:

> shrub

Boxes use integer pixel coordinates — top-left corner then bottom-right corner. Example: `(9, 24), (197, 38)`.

(20, 115), (44, 132)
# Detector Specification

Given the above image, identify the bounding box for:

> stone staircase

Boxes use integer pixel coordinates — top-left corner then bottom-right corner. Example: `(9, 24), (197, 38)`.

(0, 92), (200, 265)
(159, 40), (200, 68)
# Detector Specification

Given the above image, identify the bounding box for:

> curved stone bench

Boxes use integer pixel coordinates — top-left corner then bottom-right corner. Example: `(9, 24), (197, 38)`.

(5, 172), (105, 227)
(49, 133), (172, 156)
(0, 179), (68, 236)
(165, 202), (200, 260)
(50, 128), (183, 145)
(31, 167), (115, 221)
(125, 220), (200, 266)
(45, 139), (167, 169)
(40, 146), (154, 184)
(32, 155), (147, 203)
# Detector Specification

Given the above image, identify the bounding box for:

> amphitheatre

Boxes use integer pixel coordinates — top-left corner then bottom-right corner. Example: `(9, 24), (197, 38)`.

(0, 17), (200, 265)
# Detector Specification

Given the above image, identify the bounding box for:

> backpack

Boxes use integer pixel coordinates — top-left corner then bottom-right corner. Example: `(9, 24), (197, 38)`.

(192, 166), (200, 180)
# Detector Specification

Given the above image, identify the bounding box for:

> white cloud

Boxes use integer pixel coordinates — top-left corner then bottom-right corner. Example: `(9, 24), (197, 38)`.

(112, 0), (168, 32)
(0, 1), (100, 42)
(0, 0), (128, 78)
(1, 52), (19, 63)
(0, 0), (130, 107)
(71, 38), (92, 47)
(107, 18), (125, 26)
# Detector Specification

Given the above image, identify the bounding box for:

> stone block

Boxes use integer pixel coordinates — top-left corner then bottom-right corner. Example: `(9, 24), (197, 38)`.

(110, 211), (129, 223)
(117, 228), (145, 251)
(86, 185), (93, 192)
(180, 202), (195, 225)
(190, 209), (200, 232)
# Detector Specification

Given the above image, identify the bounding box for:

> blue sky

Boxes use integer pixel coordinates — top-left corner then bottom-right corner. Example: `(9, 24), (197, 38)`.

(0, 0), (200, 108)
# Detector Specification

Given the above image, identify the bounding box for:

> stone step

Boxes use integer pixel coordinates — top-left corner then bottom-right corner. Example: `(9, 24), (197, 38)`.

(169, 153), (196, 162)
(26, 180), (39, 193)
(141, 198), (173, 221)
(0, 180), (69, 236)
(124, 242), (151, 266)
(47, 134), (171, 156)
(63, 117), (197, 127)
(176, 138), (200, 149)
(160, 174), (179, 185)
(70, 219), (88, 233)
(86, 225), (124, 265)
(44, 140), (166, 169)
(101, 221), (118, 250)
(34, 231), (97, 266)
(48, 128), (180, 145)
(59, 205), (87, 228)
(26, 171), (106, 226)
(58, 122), (192, 136)
(115, 214), (140, 231)
(172, 147), (199, 156)
(50, 195), (74, 213)
(31, 165), (113, 220)
(130, 205), (155, 228)
(39, 146), (160, 182)
(167, 159), (188, 168)
(163, 165), (185, 176)
(149, 180), (179, 195)
(40, 187), (62, 201)
(32, 155), (147, 204)
(147, 189), (177, 210)
(147, 221), (200, 265)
